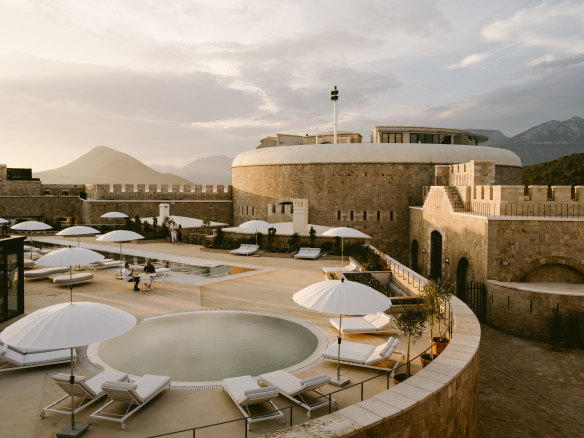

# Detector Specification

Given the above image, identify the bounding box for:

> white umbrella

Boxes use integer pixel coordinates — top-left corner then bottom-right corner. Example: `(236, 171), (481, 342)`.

(0, 218), (8, 223)
(11, 220), (53, 259)
(57, 226), (101, 270)
(0, 301), (136, 436)
(96, 230), (144, 273)
(101, 211), (128, 229)
(36, 247), (104, 300)
(293, 278), (392, 386)
(322, 227), (371, 266)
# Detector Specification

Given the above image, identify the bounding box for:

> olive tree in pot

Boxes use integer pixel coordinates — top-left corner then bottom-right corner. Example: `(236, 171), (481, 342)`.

(420, 278), (454, 366)
(392, 306), (428, 383)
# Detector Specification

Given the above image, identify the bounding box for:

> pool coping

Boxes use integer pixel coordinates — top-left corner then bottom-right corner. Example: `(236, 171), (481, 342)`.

(87, 309), (334, 388)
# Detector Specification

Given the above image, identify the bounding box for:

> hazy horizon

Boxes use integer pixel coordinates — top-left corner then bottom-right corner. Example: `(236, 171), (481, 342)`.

(1, 1), (583, 172)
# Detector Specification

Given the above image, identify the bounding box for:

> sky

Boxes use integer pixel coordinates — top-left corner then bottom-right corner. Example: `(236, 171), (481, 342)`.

(0, 0), (583, 171)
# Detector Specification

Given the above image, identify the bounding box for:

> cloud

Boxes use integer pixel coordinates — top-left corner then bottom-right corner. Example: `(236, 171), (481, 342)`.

(448, 52), (491, 69)
(482, 1), (584, 53)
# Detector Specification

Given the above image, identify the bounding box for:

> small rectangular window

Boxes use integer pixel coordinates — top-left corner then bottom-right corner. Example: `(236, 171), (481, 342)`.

(396, 133), (403, 143)
(377, 211), (380, 221)
(410, 133), (418, 143)
(44, 189), (51, 195)
(390, 211), (394, 221)
(433, 134), (440, 144)
(281, 205), (285, 214)
(350, 211), (354, 220)
(381, 133), (389, 143)
(252, 206), (254, 215)
(62, 190), (69, 196)
(337, 210), (341, 220)
(246, 206), (249, 215)
(363, 211), (367, 221)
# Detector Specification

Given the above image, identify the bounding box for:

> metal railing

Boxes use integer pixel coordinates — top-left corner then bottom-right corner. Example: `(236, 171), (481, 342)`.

(145, 337), (447, 438)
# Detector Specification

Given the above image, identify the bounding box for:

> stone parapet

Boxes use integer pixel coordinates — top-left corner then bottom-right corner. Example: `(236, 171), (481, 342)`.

(83, 183), (232, 200)
(486, 280), (584, 346)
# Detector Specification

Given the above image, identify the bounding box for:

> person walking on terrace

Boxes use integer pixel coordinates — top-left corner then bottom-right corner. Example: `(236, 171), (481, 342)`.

(170, 222), (178, 245)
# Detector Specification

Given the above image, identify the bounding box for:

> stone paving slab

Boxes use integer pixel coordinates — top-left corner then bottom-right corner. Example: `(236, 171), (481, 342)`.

(478, 324), (584, 437)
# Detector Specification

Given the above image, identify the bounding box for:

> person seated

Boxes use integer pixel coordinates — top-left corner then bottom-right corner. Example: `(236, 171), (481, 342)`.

(164, 261), (170, 269)
(122, 263), (140, 291)
(144, 260), (156, 274)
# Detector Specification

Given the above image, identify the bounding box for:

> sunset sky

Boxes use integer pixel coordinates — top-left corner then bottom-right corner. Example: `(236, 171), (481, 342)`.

(1, 0), (583, 171)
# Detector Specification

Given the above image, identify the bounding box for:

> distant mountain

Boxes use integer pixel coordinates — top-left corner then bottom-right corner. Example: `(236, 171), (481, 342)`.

(469, 129), (510, 146)
(499, 117), (584, 166)
(34, 146), (193, 185)
(522, 152), (584, 186)
(151, 155), (232, 185)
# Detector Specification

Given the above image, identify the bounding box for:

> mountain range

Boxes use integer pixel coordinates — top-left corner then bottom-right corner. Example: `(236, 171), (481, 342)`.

(471, 116), (584, 166)
(150, 155), (232, 185)
(34, 146), (193, 185)
(31, 117), (584, 184)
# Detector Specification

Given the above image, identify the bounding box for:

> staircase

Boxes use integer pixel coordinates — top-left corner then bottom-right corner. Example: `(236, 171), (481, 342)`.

(445, 186), (467, 212)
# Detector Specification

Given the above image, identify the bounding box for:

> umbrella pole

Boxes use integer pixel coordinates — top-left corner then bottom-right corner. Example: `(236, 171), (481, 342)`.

(332, 314), (349, 387)
(341, 237), (344, 266)
(70, 347), (75, 430)
(69, 266), (73, 302)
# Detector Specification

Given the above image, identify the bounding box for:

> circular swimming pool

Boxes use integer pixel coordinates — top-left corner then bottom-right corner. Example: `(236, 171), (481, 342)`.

(89, 311), (324, 383)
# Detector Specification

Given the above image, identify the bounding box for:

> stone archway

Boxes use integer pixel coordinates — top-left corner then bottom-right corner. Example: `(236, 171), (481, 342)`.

(411, 240), (419, 273)
(513, 256), (584, 283)
(456, 257), (470, 300)
(430, 230), (442, 280)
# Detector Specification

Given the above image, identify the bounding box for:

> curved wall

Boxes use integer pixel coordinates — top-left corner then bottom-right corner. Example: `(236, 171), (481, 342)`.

(232, 160), (521, 263)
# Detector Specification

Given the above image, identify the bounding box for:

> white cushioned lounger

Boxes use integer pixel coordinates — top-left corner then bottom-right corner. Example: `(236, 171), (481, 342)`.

(42, 370), (128, 418)
(230, 244), (259, 256)
(294, 247), (321, 259)
(223, 375), (285, 430)
(52, 273), (94, 285)
(322, 337), (404, 373)
(0, 343), (75, 372)
(23, 260), (35, 268)
(322, 261), (361, 274)
(89, 374), (171, 430)
(258, 370), (337, 417)
(89, 259), (122, 270)
(329, 313), (400, 335)
(24, 267), (69, 279)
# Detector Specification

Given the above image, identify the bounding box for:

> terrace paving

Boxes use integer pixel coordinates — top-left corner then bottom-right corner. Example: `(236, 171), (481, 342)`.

(0, 238), (421, 438)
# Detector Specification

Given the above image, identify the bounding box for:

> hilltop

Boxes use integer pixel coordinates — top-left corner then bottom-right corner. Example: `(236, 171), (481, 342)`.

(34, 146), (193, 184)
(522, 152), (584, 186)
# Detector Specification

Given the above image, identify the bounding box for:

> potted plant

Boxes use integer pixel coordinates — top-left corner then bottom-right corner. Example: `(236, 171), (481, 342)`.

(392, 306), (428, 383)
(420, 278), (454, 365)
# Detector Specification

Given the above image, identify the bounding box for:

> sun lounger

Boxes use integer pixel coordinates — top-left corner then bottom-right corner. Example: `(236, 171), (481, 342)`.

(322, 337), (404, 373)
(230, 244), (260, 256)
(23, 260), (35, 268)
(322, 261), (361, 274)
(223, 375), (285, 430)
(258, 370), (337, 417)
(89, 374), (171, 430)
(0, 343), (75, 372)
(294, 247), (321, 260)
(53, 273), (94, 286)
(41, 370), (128, 418)
(88, 259), (123, 270)
(329, 313), (400, 335)
(23, 267), (69, 280)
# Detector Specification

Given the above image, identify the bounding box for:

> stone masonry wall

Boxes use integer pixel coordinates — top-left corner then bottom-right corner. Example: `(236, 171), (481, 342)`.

(409, 187), (489, 282)
(233, 163), (519, 264)
(486, 280), (584, 344)
(0, 196), (81, 220)
(80, 200), (233, 225)
(486, 219), (584, 282)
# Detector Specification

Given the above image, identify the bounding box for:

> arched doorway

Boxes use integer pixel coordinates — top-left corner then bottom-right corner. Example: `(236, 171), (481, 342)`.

(411, 240), (419, 273)
(456, 258), (469, 300)
(430, 231), (442, 279)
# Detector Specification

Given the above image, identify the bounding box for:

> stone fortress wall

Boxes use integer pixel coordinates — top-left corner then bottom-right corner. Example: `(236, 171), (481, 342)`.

(410, 160), (584, 346)
(232, 162), (521, 263)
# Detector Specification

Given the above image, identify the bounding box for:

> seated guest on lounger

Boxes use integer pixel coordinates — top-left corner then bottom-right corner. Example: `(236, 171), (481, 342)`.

(143, 260), (156, 274)
(122, 263), (140, 291)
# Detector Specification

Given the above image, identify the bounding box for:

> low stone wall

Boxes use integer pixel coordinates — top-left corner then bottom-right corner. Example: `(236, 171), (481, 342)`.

(264, 258), (481, 438)
(486, 280), (584, 346)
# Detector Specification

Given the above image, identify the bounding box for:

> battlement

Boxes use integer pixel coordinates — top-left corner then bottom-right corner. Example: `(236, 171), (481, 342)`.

(83, 183), (232, 200)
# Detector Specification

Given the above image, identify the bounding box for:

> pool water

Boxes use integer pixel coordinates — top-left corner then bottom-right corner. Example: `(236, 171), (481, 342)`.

(95, 312), (319, 382)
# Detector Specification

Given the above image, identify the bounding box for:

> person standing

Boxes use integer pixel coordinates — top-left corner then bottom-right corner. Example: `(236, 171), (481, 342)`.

(170, 222), (178, 245)
(177, 224), (183, 245)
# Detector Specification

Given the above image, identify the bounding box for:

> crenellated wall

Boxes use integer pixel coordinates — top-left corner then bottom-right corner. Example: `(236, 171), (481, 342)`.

(84, 183), (232, 200)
